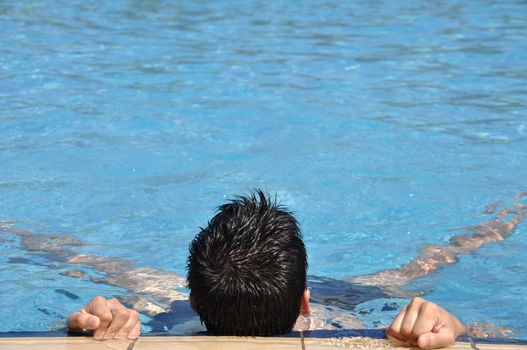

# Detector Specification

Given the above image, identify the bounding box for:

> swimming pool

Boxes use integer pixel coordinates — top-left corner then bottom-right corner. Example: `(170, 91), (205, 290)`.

(0, 0), (526, 340)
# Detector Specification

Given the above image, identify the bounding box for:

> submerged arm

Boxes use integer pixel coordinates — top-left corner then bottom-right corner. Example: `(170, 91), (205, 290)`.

(352, 194), (526, 289)
(0, 223), (187, 315)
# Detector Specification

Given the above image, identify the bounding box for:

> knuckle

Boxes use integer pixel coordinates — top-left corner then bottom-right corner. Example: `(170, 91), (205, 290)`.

(130, 310), (140, 322)
(420, 301), (438, 314)
(115, 307), (130, 318)
(93, 296), (107, 304)
(98, 310), (113, 324)
(421, 301), (432, 311)
(410, 297), (424, 305)
(109, 298), (124, 307)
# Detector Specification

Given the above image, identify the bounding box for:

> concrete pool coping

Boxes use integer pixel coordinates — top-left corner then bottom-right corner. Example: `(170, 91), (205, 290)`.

(1, 336), (526, 350)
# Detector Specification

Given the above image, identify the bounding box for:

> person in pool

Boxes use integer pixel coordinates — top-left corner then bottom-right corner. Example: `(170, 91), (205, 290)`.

(3, 191), (522, 346)
(65, 190), (470, 349)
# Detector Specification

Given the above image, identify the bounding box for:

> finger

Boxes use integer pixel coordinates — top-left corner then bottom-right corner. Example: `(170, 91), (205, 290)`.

(85, 297), (113, 340)
(103, 307), (131, 340)
(400, 297), (425, 340)
(387, 305), (407, 338)
(67, 309), (100, 331)
(102, 298), (131, 339)
(127, 320), (141, 340)
(418, 329), (455, 349)
(411, 302), (440, 337)
(115, 310), (140, 339)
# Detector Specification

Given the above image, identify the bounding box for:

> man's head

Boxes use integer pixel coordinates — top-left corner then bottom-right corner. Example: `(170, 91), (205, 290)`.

(187, 190), (308, 336)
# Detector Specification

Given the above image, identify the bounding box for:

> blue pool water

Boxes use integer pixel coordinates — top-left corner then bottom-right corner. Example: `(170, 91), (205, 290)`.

(1, 0), (526, 339)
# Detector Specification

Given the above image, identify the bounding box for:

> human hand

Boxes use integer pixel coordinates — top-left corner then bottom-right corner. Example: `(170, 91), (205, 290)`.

(387, 297), (465, 349)
(67, 296), (141, 340)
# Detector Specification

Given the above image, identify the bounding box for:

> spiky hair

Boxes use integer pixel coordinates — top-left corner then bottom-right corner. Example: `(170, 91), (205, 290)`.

(187, 190), (307, 336)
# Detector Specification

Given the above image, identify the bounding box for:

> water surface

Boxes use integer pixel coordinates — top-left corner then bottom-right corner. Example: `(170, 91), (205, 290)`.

(0, 0), (526, 339)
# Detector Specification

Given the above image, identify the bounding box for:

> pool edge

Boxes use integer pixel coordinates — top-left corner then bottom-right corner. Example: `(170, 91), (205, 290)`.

(1, 336), (527, 350)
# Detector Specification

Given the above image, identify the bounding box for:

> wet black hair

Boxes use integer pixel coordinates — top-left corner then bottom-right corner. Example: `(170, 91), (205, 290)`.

(187, 190), (307, 336)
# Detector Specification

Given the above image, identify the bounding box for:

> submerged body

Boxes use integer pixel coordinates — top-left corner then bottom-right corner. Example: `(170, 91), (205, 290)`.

(1, 192), (525, 346)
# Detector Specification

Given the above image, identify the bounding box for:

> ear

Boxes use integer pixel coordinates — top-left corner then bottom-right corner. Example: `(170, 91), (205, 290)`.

(189, 295), (197, 312)
(300, 288), (311, 316)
